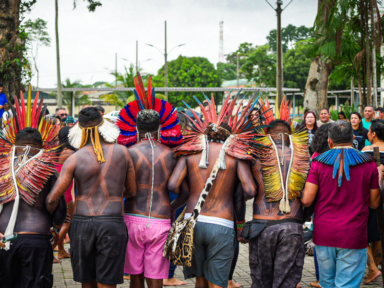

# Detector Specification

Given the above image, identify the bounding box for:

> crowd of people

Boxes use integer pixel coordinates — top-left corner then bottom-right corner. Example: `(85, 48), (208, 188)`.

(0, 77), (383, 288)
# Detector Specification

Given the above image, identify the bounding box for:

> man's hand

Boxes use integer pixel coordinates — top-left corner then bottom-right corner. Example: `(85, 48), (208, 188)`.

(51, 235), (59, 249)
(0, 233), (5, 249)
(237, 230), (248, 244)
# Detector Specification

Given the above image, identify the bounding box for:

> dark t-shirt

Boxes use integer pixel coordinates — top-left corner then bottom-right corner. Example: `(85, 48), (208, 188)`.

(353, 128), (368, 150)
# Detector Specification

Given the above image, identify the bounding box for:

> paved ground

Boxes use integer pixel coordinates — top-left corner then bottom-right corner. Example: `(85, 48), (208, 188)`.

(52, 201), (384, 288)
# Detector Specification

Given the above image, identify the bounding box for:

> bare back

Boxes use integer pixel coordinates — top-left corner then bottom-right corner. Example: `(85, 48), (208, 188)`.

(253, 143), (302, 220)
(170, 142), (256, 221)
(124, 140), (176, 219)
(72, 143), (132, 216)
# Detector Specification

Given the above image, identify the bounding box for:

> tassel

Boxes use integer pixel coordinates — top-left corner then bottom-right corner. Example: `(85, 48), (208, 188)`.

(285, 198), (291, 213)
(218, 136), (232, 170)
(198, 135), (208, 168)
(279, 198), (286, 213)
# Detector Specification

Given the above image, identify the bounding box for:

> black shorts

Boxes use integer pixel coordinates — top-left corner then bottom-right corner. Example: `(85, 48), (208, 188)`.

(367, 208), (381, 243)
(0, 234), (53, 288)
(69, 214), (128, 285)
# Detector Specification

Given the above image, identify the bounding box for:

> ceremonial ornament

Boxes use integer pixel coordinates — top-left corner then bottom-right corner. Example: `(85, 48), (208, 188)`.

(255, 96), (310, 213)
(314, 147), (374, 186)
(0, 85), (62, 250)
(116, 73), (182, 147)
(68, 119), (119, 163)
(164, 90), (267, 267)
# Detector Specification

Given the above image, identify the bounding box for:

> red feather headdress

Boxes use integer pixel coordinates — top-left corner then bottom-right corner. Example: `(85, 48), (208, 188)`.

(0, 84), (61, 206)
(173, 92), (267, 169)
(117, 73), (182, 147)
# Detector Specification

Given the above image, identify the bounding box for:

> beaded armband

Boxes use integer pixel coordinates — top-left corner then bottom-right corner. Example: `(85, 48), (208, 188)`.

(236, 220), (245, 231)
(51, 227), (60, 237)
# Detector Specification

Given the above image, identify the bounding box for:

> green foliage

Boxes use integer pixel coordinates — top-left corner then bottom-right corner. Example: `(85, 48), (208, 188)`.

(153, 56), (221, 108)
(73, 0), (102, 12)
(330, 101), (359, 121)
(267, 24), (313, 53)
(24, 18), (51, 47)
(101, 64), (146, 109)
(216, 62), (237, 81)
(284, 41), (312, 90)
(51, 78), (91, 107)
(330, 110), (339, 121)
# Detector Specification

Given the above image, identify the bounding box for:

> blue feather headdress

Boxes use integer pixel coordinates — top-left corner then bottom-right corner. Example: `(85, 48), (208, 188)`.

(313, 147), (374, 187)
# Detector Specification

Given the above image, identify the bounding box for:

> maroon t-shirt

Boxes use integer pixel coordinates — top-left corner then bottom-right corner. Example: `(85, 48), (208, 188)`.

(307, 160), (379, 249)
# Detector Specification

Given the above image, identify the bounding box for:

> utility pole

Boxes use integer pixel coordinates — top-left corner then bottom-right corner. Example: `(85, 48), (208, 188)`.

(115, 52), (117, 88)
(265, 0), (293, 107)
(164, 21), (168, 101)
(237, 52), (239, 87)
(136, 41), (138, 72)
(55, 0), (62, 108)
(276, 0), (283, 107)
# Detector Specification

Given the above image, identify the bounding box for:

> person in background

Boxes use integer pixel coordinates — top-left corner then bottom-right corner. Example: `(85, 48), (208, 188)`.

(55, 107), (68, 121)
(361, 119), (384, 284)
(0, 83), (8, 126)
(351, 112), (368, 150)
(317, 108), (334, 127)
(95, 105), (105, 116)
(54, 127), (77, 263)
(308, 123), (331, 288)
(363, 106), (375, 146)
(375, 107), (384, 120)
(301, 121), (380, 288)
(65, 116), (75, 128)
(301, 111), (318, 154)
(338, 111), (348, 122)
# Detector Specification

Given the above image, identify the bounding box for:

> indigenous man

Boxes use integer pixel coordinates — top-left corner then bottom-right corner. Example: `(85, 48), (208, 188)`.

(363, 106), (375, 146)
(251, 98), (310, 288)
(116, 74), (182, 288)
(168, 94), (260, 288)
(46, 107), (136, 288)
(0, 87), (67, 288)
(317, 108), (334, 127)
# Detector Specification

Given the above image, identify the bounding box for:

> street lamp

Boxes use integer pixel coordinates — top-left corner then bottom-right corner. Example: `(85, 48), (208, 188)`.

(146, 21), (186, 101)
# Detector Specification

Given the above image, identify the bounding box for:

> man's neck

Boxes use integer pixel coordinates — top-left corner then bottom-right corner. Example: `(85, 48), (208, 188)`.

(138, 131), (159, 141)
(333, 143), (353, 148)
(321, 119), (329, 123)
(364, 118), (372, 123)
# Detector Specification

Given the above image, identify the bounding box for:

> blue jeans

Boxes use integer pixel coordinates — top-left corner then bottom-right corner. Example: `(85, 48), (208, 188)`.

(316, 245), (367, 288)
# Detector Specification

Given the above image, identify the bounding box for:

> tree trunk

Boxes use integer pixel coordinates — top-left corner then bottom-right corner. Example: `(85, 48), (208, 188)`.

(303, 56), (332, 115)
(55, 0), (62, 107)
(358, 69), (363, 114)
(370, 0), (377, 107)
(365, 0), (372, 106)
(0, 0), (23, 100)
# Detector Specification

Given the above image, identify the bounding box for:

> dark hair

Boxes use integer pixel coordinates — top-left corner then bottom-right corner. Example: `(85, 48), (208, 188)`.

(370, 119), (384, 141)
(311, 123), (331, 154)
(320, 107), (330, 113)
(266, 119), (292, 134)
(364, 105), (374, 111)
(375, 107), (384, 113)
(328, 120), (353, 144)
(206, 123), (231, 142)
(56, 107), (66, 112)
(338, 111), (346, 118)
(95, 105), (105, 114)
(301, 111), (318, 132)
(78, 107), (103, 127)
(350, 112), (365, 135)
(202, 102), (209, 107)
(58, 126), (76, 152)
(0, 83), (4, 88)
(136, 109), (160, 132)
(15, 128), (43, 147)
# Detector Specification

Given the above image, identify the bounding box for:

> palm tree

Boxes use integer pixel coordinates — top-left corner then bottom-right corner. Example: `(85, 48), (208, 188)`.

(101, 64), (148, 109)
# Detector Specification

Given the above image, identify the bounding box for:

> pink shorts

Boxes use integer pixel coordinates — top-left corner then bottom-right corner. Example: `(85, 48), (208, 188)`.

(124, 214), (171, 279)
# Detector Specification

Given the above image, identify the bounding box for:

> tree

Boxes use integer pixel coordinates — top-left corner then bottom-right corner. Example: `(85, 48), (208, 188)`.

(216, 62), (237, 81)
(24, 18), (50, 88)
(267, 24), (313, 53)
(153, 55), (221, 108)
(101, 64), (146, 109)
(284, 41), (312, 90)
(241, 44), (276, 87)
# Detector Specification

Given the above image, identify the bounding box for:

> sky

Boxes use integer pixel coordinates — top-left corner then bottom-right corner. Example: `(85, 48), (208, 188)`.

(26, 0), (318, 88)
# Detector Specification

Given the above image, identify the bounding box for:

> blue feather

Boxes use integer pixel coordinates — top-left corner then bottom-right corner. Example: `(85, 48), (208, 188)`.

(134, 90), (144, 110)
(344, 150), (350, 181)
(152, 88), (155, 108)
(203, 94), (211, 104)
(333, 154), (341, 179)
(182, 100), (192, 110)
(193, 96), (203, 106)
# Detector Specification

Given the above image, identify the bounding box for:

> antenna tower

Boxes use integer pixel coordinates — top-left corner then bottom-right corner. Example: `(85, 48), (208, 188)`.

(219, 21), (224, 63)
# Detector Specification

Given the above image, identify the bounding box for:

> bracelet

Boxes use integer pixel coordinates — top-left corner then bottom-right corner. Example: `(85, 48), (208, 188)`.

(236, 220), (245, 231)
(51, 227), (60, 237)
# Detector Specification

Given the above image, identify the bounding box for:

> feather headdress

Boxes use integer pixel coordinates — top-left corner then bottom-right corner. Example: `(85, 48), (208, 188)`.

(173, 91), (267, 169)
(314, 147), (374, 187)
(117, 73), (182, 147)
(0, 84), (62, 206)
(255, 95), (310, 213)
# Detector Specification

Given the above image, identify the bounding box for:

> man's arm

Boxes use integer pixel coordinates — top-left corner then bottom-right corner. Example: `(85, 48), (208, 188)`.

(124, 149), (136, 199)
(46, 155), (76, 213)
(370, 189), (381, 209)
(250, 158), (263, 198)
(168, 156), (187, 193)
(237, 159), (256, 200)
(170, 179), (189, 211)
(234, 183), (247, 243)
(301, 182), (319, 207)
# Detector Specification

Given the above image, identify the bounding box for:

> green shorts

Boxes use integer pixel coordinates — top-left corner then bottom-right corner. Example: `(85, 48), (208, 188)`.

(183, 221), (235, 287)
